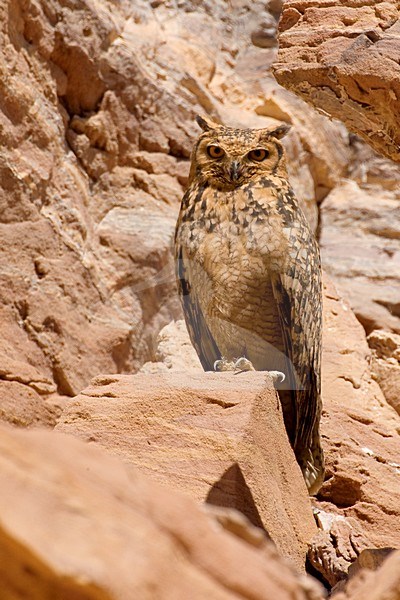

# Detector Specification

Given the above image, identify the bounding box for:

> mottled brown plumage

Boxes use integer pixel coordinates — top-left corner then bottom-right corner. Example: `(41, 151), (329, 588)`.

(175, 115), (324, 494)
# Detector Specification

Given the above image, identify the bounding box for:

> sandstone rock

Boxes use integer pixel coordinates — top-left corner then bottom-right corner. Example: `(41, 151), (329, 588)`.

(0, 425), (324, 600)
(118, 273), (400, 563)
(2, 0), (338, 410)
(0, 380), (59, 428)
(368, 330), (400, 415)
(347, 547), (395, 579)
(140, 319), (202, 373)
(251, 15), (278, 49)
(318, 277), (400, 551)
(332, 549), (400, 600)
(319, 180), (400, 334)
(255, 85), (350, 204)
(56, 371), (317, 571)
(273, 0), (400, 162)
(308, 510), (371, 587)
(138, 277), (400, 571)
(348, 135), (400, 192)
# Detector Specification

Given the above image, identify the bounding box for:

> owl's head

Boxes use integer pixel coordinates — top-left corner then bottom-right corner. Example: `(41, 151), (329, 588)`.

(190, 115), (290, 189)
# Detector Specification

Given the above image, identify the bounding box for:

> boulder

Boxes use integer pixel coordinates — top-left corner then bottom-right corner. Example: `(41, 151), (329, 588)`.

(0, 425), (324, 600)
(56, 371), (317, 571)
(318, 278), (400, 552)
(130, 275), (400, 583)
(332, 549), (400, 600)
(273, 0), (400, 162)
(319, 180), (400, 334)
(368, 330), (400, 415)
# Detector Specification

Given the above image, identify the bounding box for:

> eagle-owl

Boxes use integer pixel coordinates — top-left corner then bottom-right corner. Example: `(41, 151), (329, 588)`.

(175, 115), (324, 495)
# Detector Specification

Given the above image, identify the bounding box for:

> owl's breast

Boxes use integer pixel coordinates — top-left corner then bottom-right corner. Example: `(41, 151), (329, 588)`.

(176, 182), (290, 354)
(186, 185), (289, 271)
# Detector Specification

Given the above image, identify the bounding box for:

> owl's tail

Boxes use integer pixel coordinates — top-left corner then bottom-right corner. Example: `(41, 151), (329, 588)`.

(298, 434), (325, 496)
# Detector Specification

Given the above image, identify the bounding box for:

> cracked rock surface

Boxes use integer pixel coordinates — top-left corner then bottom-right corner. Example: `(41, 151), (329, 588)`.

(273, 0), (400, 162)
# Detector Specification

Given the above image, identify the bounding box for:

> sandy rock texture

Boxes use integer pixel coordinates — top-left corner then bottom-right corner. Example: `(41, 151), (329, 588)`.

(368, 330), (400, 415)
(2, 0), (400, 595)
(0, 425), (324, 600)
(311, 278), (400, 584)
(1, 0), (356, 416)
(110, 275), (400, 588)
(319, 180), (400, 335)
(2, 0), (398, 413)
(273, 0), (400, 162)
(56, 371), (317, 571)
(273, 2), (400, 337)
(332, 549), (400, 600)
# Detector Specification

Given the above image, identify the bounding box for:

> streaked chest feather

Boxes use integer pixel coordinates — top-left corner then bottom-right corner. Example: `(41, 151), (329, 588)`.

(177, 181), (293, 275)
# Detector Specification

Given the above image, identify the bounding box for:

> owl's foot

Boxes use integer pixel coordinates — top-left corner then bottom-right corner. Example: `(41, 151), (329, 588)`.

(213, 357), (237, 371)
(265, 371), (286, 384)
(213, 357), (255, 372)
(233, 357), (255, 372)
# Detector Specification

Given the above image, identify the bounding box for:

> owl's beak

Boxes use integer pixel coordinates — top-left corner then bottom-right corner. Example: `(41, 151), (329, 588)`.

(229, 160), (241, 181)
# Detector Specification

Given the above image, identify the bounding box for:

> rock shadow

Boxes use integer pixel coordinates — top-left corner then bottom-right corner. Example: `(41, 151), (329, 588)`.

(205, 462), (267, 533)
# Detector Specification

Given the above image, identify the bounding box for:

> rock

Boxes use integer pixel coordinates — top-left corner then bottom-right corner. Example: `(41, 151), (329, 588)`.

(319, 180), (400, 334)
(56, 371), (317, 571)
(110, 273), (400, 566)
(140, 319), (202, 373)
(368, 330), (400, 415)
(318, 277), (400, 551)
(347, 547), (395, 579)
(2, 0), (342, 411)
(348, 135), (400, 192)
(137, 279), (400, 580)
(308, 510), (371, 587)
(251, 16), (277, 49)
(0, 380), (59, 428)
(255, 86), (350, 205)
(273, 0), (400, 162)
(331, 549), (400, 600)
(0, 424), (324, 600)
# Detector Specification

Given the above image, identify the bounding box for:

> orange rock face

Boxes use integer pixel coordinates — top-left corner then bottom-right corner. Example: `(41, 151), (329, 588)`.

(0, 0), (354, 414)
(333, 549), (400, 600)
(318, 278), (400, 552)
(273, 0), (400, 162)
(1, 0), (400, 595)
(368, 330), (400, 415)
(0, 425), (324, 600)
(319, 181), (400, 335)
(56, 371), (317, 571)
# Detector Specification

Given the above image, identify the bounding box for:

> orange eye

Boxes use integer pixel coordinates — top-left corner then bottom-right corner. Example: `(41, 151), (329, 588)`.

(248, 148), (269, 161)
(207, 145), (225, 159)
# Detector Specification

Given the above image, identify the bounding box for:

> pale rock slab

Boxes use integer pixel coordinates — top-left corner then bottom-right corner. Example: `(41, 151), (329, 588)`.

(273, 0), (400, 162)
(56, 371), (317, 571)
(0, 425), (324, 600)
(318, 278), (400, 551)
(368, 329), (400, 415)
(319, 181), (400, 334)
(332, 549), (400, 600)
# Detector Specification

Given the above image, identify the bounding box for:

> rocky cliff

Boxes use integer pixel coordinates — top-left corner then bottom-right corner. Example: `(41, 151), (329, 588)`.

(0, 0), (399, 597)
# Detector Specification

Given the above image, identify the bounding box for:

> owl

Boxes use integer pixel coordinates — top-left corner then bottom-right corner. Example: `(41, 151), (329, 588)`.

(174, 115), (324, 495)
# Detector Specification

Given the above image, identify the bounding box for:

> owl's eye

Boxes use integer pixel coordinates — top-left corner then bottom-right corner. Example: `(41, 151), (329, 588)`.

(207, 145), (225, 159)
(248, 148), (269, 162)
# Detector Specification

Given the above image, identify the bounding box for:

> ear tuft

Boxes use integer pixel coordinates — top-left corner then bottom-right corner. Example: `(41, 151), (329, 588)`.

(271, 123), (291, 139)
(259, 122), (291, 140)
(196, 114), (220, 132)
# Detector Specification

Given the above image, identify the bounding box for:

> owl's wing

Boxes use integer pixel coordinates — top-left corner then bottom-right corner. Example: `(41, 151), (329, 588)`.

(271, 216), (322, 454)
(175, 245), (222, 371)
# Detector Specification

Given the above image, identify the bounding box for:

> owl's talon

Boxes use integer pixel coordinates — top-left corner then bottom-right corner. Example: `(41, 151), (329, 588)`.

(233, 357), (255, 373)
(214, 358), (237, 371)
(267, 370), (286, 384)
